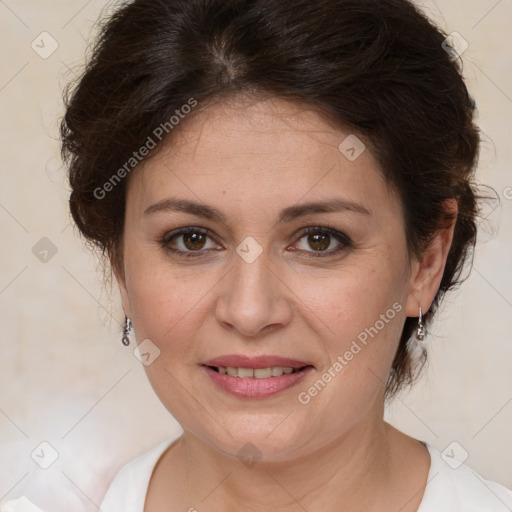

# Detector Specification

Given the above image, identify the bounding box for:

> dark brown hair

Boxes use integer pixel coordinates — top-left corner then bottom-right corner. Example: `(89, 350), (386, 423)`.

(60, 0), (481, 397)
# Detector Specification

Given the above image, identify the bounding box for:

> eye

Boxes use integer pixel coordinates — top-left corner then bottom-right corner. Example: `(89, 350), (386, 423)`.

(291, 226), (352, 257)
(160, 227), (221, 257)
(160, 225), (352, 259)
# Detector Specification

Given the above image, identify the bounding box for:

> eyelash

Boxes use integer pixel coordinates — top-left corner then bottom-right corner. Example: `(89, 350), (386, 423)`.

(159, 224), (353, 259)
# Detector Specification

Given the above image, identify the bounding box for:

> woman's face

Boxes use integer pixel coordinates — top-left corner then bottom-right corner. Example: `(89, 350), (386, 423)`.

(119, 97), (424, 461)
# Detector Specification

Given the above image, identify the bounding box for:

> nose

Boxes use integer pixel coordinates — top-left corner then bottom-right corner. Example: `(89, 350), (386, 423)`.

(214, 248), (293, 338)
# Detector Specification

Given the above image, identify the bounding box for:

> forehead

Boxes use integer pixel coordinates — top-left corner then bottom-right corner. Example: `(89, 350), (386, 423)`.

(159, 96), (361, 165)
(127, 96), (396, 220)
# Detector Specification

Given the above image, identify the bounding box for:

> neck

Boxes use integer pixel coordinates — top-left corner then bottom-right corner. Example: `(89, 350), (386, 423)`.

(171, 409), (399, 511)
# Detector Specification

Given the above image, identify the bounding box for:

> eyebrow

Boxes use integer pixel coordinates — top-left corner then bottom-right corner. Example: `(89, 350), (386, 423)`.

(143, 197), (370, 223)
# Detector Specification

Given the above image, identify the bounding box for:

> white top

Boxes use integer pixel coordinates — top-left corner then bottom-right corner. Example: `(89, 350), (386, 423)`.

(97, 439), (512, 512)
(4, 440), (510, 512)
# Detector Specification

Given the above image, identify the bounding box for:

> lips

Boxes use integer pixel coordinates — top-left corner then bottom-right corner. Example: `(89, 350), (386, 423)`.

(201, 355), (314, 398)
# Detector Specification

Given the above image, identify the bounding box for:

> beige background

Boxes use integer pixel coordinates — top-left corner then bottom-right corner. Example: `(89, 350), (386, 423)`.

(0, 1), (511, 510)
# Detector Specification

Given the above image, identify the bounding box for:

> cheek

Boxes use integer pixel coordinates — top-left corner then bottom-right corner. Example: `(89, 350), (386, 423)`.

(289, 284), (405, 442)
(127, 272), (205, 345)
(122, 255), (214, 420)
(123, 245), (225, 369)
(301, 260), (405, 344)
(295, 255), (408, 398)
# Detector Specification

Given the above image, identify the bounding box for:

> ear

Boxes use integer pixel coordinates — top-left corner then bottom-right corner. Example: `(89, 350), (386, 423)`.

(118, 276), (132, 319)
(112, 258), (132, 319)
(405, 199), (458, 317)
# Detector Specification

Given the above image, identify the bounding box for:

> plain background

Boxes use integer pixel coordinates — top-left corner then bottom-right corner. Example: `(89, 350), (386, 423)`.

(0, 0), (511, 510)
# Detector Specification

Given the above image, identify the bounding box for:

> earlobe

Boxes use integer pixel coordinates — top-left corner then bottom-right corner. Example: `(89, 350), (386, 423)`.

(405, 199), (458, 317)
(118, 280), (132, 319)
(114, 266), (132, 319)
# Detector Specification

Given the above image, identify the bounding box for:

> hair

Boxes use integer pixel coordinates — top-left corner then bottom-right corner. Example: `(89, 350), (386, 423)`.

(60, 0), (481, 398)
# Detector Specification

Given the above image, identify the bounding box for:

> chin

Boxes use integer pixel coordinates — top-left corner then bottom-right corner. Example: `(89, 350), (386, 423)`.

(200, 413), (310, 463)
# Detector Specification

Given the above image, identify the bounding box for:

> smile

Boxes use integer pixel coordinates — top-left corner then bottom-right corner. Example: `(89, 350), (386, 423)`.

(209, 365), (304, 378)
(200, 357), (314, 398)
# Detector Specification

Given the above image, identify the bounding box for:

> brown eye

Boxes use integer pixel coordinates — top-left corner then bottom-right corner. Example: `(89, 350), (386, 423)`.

(182, 231), (207, 250)
(293, 226), (352, 258)
(161, 227), (221, 257)
(306, 232), (331, 251)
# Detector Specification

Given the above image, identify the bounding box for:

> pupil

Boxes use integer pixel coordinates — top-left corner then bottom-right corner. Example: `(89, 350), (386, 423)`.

(184, 232), (205, 250)
(309, 233), (329, 251)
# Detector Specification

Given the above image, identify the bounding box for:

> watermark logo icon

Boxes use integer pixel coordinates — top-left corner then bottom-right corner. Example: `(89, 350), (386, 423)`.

(31, 32), (59, 59)
(236, 237), (263, 264)
(134, 339), (161, 366)
(32, 237), (58, 263)
(31, 441), (59, 469)
(237, 442), (262, 468)
(441, 441), (469, 469)
(338, 134), (366, 161)
(442, 32), (469, 59)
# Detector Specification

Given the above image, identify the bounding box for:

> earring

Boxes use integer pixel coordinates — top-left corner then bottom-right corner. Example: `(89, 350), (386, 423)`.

(416, 306), (426, 341)
(122, 316), (132, 346)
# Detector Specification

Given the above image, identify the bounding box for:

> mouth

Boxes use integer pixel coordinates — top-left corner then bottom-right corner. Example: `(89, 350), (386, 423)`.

(200, 355), (315, 398)
(205, 365), (311, 378)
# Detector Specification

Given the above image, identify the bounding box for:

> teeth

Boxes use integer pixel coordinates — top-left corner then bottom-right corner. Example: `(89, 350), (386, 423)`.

(271, 366), (284, 377)
(238, 367), (254, 378)
(227, 367), (238, 377)
(254, 367), (272, 379)
(214, 366), (301, 378)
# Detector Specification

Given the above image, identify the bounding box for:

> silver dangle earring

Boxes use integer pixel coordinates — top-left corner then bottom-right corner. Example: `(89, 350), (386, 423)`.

(416, 306), (426, 341)
(122, 316), (132, 346)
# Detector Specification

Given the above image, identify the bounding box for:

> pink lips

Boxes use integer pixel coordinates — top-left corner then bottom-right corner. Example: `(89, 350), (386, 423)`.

(201, 354), (314, 398)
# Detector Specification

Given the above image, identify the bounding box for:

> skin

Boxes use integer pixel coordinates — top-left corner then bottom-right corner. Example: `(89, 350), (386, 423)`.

(117, 95), (456, 512)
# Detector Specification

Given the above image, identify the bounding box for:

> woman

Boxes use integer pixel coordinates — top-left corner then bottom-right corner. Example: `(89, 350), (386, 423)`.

(55, 0), (512, 510)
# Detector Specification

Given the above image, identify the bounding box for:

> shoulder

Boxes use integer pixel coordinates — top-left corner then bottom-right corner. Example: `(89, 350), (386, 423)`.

(100, 439), (177, 512)
(418, 443), (512, 512)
